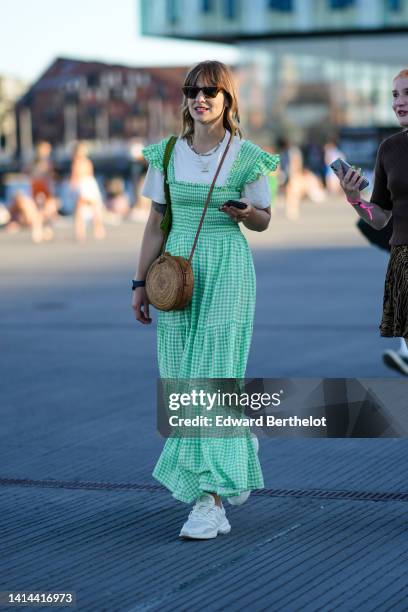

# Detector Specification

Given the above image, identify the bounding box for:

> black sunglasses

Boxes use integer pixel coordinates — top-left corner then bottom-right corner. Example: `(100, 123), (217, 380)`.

(182, 86), (223, 99)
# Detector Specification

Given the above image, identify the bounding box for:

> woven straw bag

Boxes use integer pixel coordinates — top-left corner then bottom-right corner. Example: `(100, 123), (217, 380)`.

(146, 132), (233, 311)
(146, 253), (194, 311)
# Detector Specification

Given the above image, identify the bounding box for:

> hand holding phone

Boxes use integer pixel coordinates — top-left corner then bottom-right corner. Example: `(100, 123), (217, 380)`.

(218, 199), (248, 212)
(330, 158), (369, 191)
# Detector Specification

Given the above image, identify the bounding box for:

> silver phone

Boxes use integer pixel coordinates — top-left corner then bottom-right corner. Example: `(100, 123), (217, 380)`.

(330, 158), (369, 190)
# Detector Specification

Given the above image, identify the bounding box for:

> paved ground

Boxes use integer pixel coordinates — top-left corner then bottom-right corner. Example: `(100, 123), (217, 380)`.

(1, 197), (407, 611)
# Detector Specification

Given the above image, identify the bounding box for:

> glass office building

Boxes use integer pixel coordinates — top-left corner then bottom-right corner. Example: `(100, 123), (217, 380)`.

(234, 36), (402, 146)
(140, 0), (408, 153)
(141, 0), (408, 39)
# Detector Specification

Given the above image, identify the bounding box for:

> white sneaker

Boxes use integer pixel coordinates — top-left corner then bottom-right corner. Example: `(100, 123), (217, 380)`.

(179, 493), (231, 539)
(227, 432), (259, 506)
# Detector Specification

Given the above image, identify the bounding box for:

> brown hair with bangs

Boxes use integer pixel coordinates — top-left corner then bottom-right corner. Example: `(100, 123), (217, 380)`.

(180, 60), (242, 140)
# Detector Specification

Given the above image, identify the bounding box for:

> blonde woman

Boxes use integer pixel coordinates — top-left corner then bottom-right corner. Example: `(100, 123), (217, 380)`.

(132, 61), (279, 539)
(338, 68), (408, 362)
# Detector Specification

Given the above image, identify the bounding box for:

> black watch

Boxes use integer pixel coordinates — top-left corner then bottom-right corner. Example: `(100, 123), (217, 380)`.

(132, 280), (146, 290)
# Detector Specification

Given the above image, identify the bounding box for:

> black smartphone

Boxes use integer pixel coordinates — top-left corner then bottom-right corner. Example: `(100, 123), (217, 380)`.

(218, 199), (248, 211)
(330, 158), (369, 190)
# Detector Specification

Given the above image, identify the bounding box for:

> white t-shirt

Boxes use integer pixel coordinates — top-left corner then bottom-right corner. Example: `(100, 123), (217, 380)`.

(141, 132), (272, 209)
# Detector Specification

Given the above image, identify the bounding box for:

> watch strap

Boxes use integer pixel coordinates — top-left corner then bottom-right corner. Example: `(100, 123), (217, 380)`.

(132, 280), (146, 290)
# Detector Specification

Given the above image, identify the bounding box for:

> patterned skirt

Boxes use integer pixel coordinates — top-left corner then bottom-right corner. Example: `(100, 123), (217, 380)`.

(380, 246), (408, 338)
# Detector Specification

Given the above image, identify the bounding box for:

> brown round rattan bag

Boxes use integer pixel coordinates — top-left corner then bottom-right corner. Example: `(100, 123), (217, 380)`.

(146, 252), (194, 311)
(145, 132), (233, 311)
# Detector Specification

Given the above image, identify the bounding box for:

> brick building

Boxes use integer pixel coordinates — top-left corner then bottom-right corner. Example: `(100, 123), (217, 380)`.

(15, 57), (189, 159)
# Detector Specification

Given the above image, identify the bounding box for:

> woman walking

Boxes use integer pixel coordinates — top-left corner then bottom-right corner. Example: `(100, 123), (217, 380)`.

(338, 68), (408, 353)
(132, 60), (279, 539)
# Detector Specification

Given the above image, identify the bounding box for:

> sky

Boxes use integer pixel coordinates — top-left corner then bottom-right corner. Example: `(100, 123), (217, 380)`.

(0, 0), (239, 83)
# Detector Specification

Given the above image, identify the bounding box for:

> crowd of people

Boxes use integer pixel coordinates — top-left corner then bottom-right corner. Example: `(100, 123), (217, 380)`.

(0, 141), (150, 243)
(0, 136), (352, 244)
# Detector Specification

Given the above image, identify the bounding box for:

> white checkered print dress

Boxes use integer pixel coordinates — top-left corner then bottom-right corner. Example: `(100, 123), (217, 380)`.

(143, 136), (280, 503)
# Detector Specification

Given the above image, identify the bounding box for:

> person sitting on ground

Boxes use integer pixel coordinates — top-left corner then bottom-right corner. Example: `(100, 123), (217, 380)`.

(30, 141), (60, 240)
(6, 191), (53, 243)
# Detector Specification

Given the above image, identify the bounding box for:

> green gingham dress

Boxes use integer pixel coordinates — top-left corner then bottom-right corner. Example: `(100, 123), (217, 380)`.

(142, 136), (279, 504)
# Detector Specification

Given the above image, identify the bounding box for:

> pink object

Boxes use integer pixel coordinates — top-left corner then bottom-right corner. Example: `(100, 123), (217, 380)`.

(346, 197), (374, 221)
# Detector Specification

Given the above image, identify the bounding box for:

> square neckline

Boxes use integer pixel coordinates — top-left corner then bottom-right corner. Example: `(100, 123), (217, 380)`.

(168, 133), (247, 189)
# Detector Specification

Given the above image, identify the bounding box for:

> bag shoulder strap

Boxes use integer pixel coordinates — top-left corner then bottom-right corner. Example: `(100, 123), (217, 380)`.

(159, 136), (178, 251)
(163, 136), (177, 181)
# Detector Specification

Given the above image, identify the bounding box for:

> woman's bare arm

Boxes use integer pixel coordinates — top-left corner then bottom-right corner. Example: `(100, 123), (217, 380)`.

(134, 204), (165, 280)
(349, 198), (392, 229)
(339, 166), (392, 230)
(242, 206), (271, 232)
(132, 203), (165, 325)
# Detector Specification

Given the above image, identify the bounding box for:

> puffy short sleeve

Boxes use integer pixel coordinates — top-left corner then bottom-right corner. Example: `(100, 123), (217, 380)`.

(142, 136), (172, 173)
(141, 165), (166, 205)
(241, 175), (272, 209)
(241, 142), (280, 185)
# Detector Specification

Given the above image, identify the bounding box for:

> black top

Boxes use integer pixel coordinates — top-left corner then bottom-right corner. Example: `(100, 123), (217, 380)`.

(370, 129), (408, 246)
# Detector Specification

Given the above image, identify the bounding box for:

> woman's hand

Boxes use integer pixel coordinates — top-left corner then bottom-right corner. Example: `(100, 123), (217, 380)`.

(338, 166), (366, 202)
(220, 197), (271, 231)
(132, 287), (152, 325)
(336, 165), (392, 230)
(219, 197), (253, 223)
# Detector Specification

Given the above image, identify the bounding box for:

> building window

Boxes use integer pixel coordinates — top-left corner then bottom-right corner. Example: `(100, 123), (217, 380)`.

(86, 107), (98, 120)
(44, 109), (57, 122)
(201, 0), (213, 12)
(268, 0), (293, 11)
(110, 117), (124, 135)
(223, 0), (237, 19)
(166, 0), (179, 24)
(328, 0), (354, 9)
(387, 0), (401, 10)
(87, 72), (99, 87)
